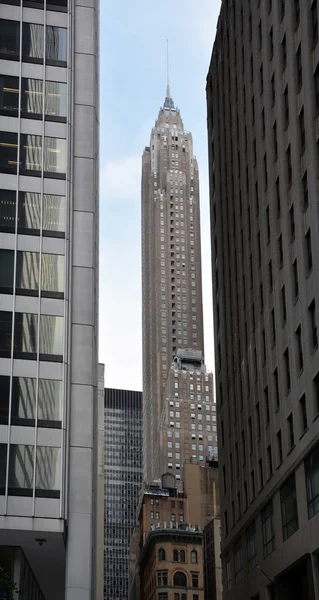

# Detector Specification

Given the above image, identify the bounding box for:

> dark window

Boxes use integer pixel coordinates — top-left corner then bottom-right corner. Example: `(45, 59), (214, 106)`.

(267, 445), (273, 477)
(271, 74), (275, 106)
(299, 108), (305, 153)
(22, 23), (44, 62)
(273, 122), (278, 158)
(256, 402), (261, 439)
(294, 0), (300, 29)
(261, 107), (265, 137)
(251, 470), (255, 499)
(234, 540), (243, 584)
(260, 64), (264, 94)
(0, 19), (20, 60)
(293, 259), (299, 299)
(222, 465), (226, 495)
(274, 368), (280, 409)
(0, 131), (18, 174)
(281, 286), (287, 324)
(246, 521), (257, 572)
(315, 64), (319, 112)
(259, 458), (264, 489)
(0, 312), (13, 355)
(289, 204), (295, 240)
(241, 429), (246, 464)
(305, 443), (319, 518)
(287, 144), (292, 186)
(173, 572), (187, 587)
(0, 75), (19, 115)
(264, 387), (270, 424)
(264, 154), (268, 189)
(312, 0), (318, 47)
(262, 501), (275, 557)
(277, 429), (283, 464)
(281, 34), (287, 70)
(46, 26), (67, 64)
(284, 348), (291, 393)
(266, 206), (270, 242)
(280, 475), (299, 541)
(0, 376), (10, 424)
(302, 171), (309, 210)
(299, 394), (307, 433)
(0, 444), (7, 492)
(248, 417), (253, 453)
(258, 20), (262, 51)
(268, 260), (273, 291)
(173, 549), (179, 562)
(284, 85), (289, 128)
(280, 0), (285, 21)
(313, 372), (319, 415)
(305, 229), (313, 273)
(191, 574), (198, 588)
(296, 44), (302, 89)
(309, 300), (318, 349)
(278, 234), (283, 268)
(158, 548), (166, 561)
(21, 77), (43, 116)
(269, 27), (274, 59)
(157, 571), (168, 586)
(0, 189), (16, 232)
(287, 413), (295, 449)
(0, 249), (14, 291)
(296, 326), (303, 372)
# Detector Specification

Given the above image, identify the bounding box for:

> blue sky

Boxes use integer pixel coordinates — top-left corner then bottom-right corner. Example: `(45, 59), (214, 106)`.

(99, 0), (221, 391)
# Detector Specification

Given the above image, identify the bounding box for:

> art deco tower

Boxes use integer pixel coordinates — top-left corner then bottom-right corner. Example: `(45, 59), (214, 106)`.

(142, 86), (204, 483)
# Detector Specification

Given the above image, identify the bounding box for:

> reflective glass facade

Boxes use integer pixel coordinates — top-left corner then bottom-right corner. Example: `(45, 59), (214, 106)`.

(104, 388), (142, 600)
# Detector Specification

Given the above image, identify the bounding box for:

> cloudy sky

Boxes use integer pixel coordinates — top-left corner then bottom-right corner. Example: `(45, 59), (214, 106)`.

(99, 0), (222, 391)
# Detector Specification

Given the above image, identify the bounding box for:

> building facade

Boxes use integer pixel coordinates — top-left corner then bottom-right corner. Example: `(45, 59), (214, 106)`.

(207, 0), (319, 598)
(104, 388), (143, 600)
(142, 86), (204, 483)
(0, 0), (99, 597)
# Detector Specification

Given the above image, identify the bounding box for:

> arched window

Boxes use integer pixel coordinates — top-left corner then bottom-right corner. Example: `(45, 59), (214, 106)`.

(180, 550), (185, 563)
(158, 548), (166, 561)
(191, 549), (198, 564)
(173, 571), (187, 587)
(173, 549), (179, 562)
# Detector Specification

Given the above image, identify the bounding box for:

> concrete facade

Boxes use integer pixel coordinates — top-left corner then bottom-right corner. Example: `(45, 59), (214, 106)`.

(0, 0), (99, 597)
(207, 1), (319, 599)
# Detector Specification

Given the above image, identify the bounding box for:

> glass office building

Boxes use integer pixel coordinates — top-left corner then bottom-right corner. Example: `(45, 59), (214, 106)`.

(0, 0), (99, 598)
(104, 389), (142, 600)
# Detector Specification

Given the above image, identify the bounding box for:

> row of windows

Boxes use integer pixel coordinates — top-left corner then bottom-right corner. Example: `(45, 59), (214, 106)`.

(157, 570), (199, 588)
(0, 443), (60, 496)
(0, 375), (61, 426)
(158, 548), (198, 564)
(0, 20), (67, 65)
(4, 0), (67, 10)
(0, 75), (67, 121)
(0, 189), (66, 236)
(225, 442), (319, 589)
(157, 594), (198, 600)
(0, 131), (66, 177)
(0, 249), (64, 297)
(0, 311), (63, 361)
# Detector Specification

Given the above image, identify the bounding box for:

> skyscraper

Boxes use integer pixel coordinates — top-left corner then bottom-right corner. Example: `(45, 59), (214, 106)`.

(207, 1), (319, 598)
(0, 0), (99, 598)
(142, 86), (204, 483)
(104, 388), (142, 600)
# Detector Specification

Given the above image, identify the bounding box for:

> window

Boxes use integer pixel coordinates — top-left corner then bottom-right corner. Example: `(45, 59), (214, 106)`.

(294, 0), (300, 29)
(234, 540), (243, 584)
(262, 501), (275, 557)
(46, 26), (67, 64)
(281, 34), (287, 70)
(277, 429), (283, 464)
(0, 131), (18, 174)
(280, 475), (299, 540)
(45, 81), (67, 119)
(0, 444), (7, 491)
(309, 300), (318, 349)
(299, 394), (307, 433)
(295, 326), (303, 372)
(35, 446), (61, 495)
(173, 549), (179, 562)
(20, 133), (42, 174)
(256, 403), (261, 439)
(0, 19), (20, 60)
(305, 229), (313, 273)
(299, 109), (305, 154)
(158, 594), (168, 600)
(0, 75), (19, 115)
(8, 444), (34, 493)
(191, 550), (198, 564)
(312, 0), (318, 47)
(0, 311), (13, 355)
(39, 315), (64, 359)
(264, 387), (270, 425)
(43, 137), (67, 175)
(226, 553), (231, 590)
(314, 372), (319, 414)
(259, 458), (264, 489)
(157, 571), (168, 586)
(158, 548), (166, 561)
(0, 376), (10, 424)
(246, 521), (257, 571)
(180, 550), (185, 563)
(284, 348), (291, 392)
(287, 413), (295, 450)
(173, 572), (187, 587)
(305, 443), (319, 518)
(191, 574), (198, 588)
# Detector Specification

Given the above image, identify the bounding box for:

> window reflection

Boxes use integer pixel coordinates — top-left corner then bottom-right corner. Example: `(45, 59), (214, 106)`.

(36, 447), (61, 492)
(0, 75), (19, 115)
(0, 190), (66, 234)
(43, 137), (66, 174)
(38, 379), (61, 423)
(18, 191), (41, 231)
(0, 20), (20, 59)
(22, 23), (44, 62)
(46, 26), (67, 63)
(0, 312), (12, 355)
(39, 315), (63, 358)
(21, 78), (43, 116)
(16, 251), (40, 293)
(41, 254), (64, 295)
(0, 131), (18, 174)
(8, 444), (34, 491)
(0, 376), (10, 423)
(0, 189), (16, 231)
(14, 313), (38, 355)
(45, 81), (67, 118)
(0, 249), (14, 290)
(43, 194), (66, 232)
(11, 377), (36, 422)
(20, 133), (42, 174)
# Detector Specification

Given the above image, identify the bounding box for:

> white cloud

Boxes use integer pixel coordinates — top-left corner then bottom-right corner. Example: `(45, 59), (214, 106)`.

(100, 155), (141, 203)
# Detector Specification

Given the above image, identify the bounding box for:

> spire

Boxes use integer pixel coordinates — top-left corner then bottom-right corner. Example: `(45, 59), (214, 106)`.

(164, 39), (175, 109)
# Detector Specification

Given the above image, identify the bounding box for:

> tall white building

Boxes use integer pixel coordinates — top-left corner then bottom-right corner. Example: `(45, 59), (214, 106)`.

(0, 0), (99, 598)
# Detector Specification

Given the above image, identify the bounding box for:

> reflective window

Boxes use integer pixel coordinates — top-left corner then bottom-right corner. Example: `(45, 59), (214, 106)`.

(18, 191), (40, 231)
(21, 77), (43, 116)
(38, 379), (61, 423)
(41, 254), (64, 295)
(0, 19), (20, 59)
(305, 443), (319, 519)
(11, 377), (36, 422)
(0, 249), (14, 290)
(46, 26), (67, 63)
(45, 81), (67, 118)
(0, 375), (10, 423)
(0, 311), (12, 355)
(0, 189), (16, 231)
(262, 500), (275, 558)
(44, 137), (67, 174)
(0, 131), (18, 174)
(22, 23), (44, 61)
(0, 444), (7, 492)
(20, 133), (42, 174)
(16, 251), (40, 293)
(280, 474), (299, 541)
(43, 194), (66, 233)
(0, 75), (19, 115)
(8, 444), (34, 492)
(47, 0), (68, 7)
(36, 446), (61, 493)
(39, 315), (63, 358)
(14, 312), (37, 355)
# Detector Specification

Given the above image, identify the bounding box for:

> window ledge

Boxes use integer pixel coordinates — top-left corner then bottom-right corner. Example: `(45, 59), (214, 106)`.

(299, 427), (309, 441)
(313, 412), (319, 423)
